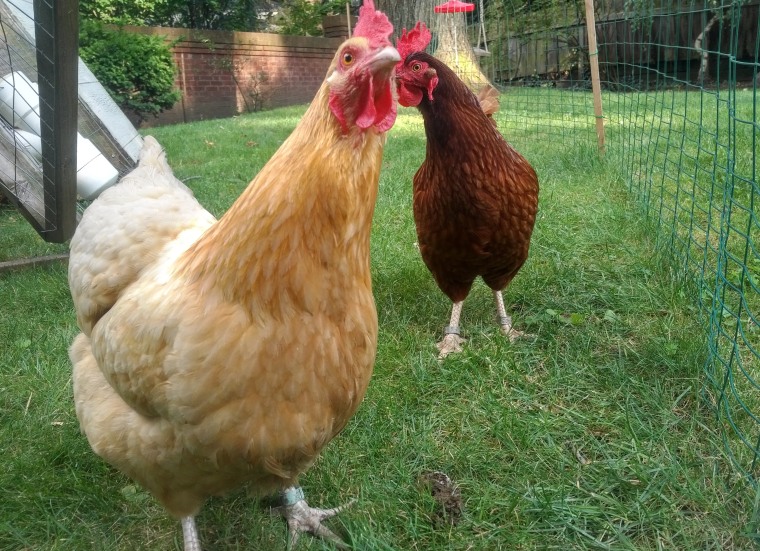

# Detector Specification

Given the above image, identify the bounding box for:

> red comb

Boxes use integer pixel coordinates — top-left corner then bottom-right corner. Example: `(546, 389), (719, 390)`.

(396, 22), (432, 62)
(353, 0), (393, 49)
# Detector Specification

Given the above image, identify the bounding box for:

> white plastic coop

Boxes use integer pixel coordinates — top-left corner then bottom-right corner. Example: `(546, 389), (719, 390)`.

(0, 70), (120, 199)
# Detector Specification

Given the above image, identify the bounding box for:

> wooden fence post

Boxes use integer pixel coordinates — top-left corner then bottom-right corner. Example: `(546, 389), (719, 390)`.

(34, 0), (78, 242)
(584, 0), (605, 155)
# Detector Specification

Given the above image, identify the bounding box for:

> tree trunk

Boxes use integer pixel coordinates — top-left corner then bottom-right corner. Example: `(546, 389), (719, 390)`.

(375, 0), (492, 91)
(374, 0), (429, 35)
(695, 12), (720, 83)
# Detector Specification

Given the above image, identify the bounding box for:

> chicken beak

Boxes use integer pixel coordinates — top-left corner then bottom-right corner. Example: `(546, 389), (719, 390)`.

(426, 68), (439, 101)
(368, 46), (402, 77)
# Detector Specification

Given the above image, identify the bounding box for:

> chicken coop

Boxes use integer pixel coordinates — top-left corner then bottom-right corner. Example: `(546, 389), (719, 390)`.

(0, 0), (142, 245)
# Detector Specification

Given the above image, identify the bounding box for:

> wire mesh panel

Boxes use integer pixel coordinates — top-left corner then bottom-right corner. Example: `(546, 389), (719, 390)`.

(705, 0), (760, 481)
(435, 0), (760, 488)
(596, 0), (759, 484)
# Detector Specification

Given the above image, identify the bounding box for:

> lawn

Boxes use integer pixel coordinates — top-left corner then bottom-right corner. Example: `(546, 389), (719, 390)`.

(0, 98), (756, 549)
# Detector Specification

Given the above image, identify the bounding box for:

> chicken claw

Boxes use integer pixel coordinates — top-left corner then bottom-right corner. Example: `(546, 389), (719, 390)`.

(437, 301), (466, 359)
(497, 314), (518, 341)
(494, 292), (533, 342)
(498, 316), (535, 342)
(500, 323), (526, 342)
(437, 332), (465, 359)
(276, 486), (354, 550)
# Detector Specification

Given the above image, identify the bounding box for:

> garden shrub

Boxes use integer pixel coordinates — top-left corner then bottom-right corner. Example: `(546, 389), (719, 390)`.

(79, 20), (181, 124)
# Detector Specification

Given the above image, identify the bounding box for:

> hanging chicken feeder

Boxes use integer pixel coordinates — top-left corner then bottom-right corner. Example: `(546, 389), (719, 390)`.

(434, 0), (475, 69)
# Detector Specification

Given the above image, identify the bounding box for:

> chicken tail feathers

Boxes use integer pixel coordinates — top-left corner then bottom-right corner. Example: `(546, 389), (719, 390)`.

(125, 135), (194, 193)
(476, 84), (500, 120)
(139, 135), (168, 167)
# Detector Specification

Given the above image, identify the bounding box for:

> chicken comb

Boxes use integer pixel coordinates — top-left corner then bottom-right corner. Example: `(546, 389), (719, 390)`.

(352, 0), (394, 49)
(395, 21), (433, 62)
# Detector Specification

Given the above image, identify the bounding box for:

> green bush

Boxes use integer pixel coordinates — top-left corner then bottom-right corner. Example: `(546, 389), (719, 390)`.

(79, 20), (181, 124)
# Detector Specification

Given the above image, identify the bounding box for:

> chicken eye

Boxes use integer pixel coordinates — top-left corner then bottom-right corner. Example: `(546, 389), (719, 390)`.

(343, 52), (354, 66)
(412, 63), (422, 72)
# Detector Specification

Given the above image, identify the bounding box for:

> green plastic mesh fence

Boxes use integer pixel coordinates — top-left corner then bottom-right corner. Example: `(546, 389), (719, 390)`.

(394, 0), (759, 484)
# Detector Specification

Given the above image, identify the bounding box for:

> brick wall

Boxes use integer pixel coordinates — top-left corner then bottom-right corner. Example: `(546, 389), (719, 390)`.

(121, 26), (345, 127)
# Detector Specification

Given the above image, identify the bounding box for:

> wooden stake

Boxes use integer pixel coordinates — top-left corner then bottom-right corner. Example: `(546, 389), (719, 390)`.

(584, 0), (605, 155)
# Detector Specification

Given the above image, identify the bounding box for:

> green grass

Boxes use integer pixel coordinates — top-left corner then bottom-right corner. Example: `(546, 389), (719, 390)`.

(601, 87), (760, 485)
(0, 100), (756, 549)
(0, 207), (68, 262)
(494, 84), (760, 488)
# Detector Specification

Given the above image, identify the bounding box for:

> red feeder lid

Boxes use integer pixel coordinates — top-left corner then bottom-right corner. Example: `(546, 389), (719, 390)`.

(434, 0), (475, 13)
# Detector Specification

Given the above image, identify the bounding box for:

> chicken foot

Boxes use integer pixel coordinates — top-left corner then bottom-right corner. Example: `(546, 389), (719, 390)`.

(494, 290), (530, 342)
(181, 516), (202, 551)
(276, 486), (354, 550)
(437, 301), (465, 359)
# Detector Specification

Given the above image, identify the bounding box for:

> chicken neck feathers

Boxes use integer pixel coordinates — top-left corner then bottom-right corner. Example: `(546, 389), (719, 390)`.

(181, 83), (385, 318)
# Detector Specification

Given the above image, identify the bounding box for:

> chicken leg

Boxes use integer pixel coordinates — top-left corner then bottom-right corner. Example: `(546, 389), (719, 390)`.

(437, 301), (465, 359)
(277, 486), (354, 550)
(181, 516), (201, 551)
(494, 290), (528, 342)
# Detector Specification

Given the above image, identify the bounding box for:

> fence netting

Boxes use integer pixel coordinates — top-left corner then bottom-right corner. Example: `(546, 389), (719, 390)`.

(395, 0), (759, 486)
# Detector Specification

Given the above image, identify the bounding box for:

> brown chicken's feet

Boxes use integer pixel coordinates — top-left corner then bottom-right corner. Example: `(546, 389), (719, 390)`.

(437, 330), (465, 359)
(276, 486), (354, 550)
(501, 325), (526, 342)
(498, 315), (534, 343)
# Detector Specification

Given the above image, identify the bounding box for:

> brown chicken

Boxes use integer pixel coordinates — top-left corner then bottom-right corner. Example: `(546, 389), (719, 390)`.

(395, 23), (539, 359)
(67, 3), (399, 549)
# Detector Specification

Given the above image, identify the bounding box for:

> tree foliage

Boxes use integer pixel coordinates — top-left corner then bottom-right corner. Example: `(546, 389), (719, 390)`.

(77, 0), (348, 33)
(277, 0), (348, 36)
(146, 0), (267, 31)
(78, 0), (166, 25)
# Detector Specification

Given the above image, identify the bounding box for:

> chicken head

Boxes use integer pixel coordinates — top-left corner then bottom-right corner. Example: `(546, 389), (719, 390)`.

(395, 22), (439, 107)
(327, 2), (399, 133)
